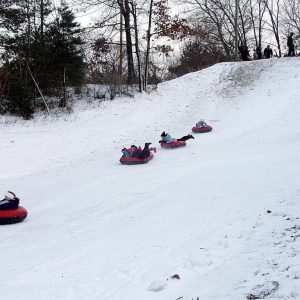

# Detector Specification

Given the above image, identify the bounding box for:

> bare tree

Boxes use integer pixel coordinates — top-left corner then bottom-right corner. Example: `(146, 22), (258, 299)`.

(248, 0), (266, 50)
(117, 0), (135, 84)
(282, 0), (300, 33)
(144, 0), (154, 92)
(263, 0), (282, 56)
(130, 1), (143, 92)
(187, 0), (253, 59)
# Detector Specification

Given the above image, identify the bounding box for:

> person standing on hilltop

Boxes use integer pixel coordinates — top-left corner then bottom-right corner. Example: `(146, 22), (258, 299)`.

(264, 45), (273, 59)
(238, 44), (251, 61)
(287, 32), (295, 57)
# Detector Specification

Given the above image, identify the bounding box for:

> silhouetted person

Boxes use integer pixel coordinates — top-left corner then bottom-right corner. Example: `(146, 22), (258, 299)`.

(256, 46), (262, 59)
(287, 32), (295, 57)
(264, 45), (273, 59)
(238, 44), (250, 61)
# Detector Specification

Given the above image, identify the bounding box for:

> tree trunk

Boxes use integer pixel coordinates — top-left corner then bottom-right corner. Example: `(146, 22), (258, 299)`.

(144, 0), (153, 92)
(265, 0), (281, 57)
(130, 2), (142, 92)
(40, 0), (44, 39)
(118, 0), (135, 84)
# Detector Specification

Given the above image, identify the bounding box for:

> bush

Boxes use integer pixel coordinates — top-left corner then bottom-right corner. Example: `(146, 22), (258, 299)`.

(8, 84), (34, 119)
(169, 39), (227, 77)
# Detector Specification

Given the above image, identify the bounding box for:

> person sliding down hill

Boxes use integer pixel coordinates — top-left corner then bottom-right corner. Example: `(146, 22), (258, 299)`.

(122, 143), (156, 159)
(159, 132), (194, 144)
(121, 145), (137, 157)
(0, 191), (19, 210)
(195, 119), (209, 128)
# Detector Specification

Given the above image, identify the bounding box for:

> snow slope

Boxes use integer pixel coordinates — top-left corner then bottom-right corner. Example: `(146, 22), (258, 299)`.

(0, 58), (299, 300)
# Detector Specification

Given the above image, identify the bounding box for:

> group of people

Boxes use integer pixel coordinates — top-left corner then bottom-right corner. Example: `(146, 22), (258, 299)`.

(121, 120), (209, 160)
(239, 32), (298, 61)
(121, 133), (194, 160)
(255, 45), (273, 59)
(239, 45), (273, 61)
(240, 44), (274, 61)
(0, 191), (19, 210)
(1, 122), (209, 210)
(122, 143), (155, 159)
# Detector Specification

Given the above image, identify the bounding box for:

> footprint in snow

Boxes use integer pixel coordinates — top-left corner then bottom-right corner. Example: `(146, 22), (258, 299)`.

(246, 281), (279, 299)
(147, 280), (167, 292)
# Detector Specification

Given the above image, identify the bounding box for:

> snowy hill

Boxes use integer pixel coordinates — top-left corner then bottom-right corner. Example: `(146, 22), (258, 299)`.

(0, 58), (299, 300)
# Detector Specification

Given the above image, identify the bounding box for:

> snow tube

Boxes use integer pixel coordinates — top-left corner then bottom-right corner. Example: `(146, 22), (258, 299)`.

(160, 141), (186, 148)
(192, 126), (212, 133)
(120, 152), (154, 165)
(0, 206), (28, 225)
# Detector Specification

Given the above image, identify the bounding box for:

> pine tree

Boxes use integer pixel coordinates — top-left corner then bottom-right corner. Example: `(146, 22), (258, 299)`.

(0, 2), (85, 116)
(46, 3), (85, 94)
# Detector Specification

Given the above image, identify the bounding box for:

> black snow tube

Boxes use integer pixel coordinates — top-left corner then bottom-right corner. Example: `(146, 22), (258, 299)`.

(0, 206), (28, 225)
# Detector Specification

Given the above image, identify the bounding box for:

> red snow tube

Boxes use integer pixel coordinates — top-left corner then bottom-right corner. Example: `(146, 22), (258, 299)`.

(0, 206), (28, 225)
(192, 126), (212, 133)
(120, 152), (154, 165)
(160, 141), (186, 148)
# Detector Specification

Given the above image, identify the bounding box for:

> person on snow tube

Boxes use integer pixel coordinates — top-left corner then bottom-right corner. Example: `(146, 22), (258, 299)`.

(0, 191), (20, 210)
(122, 143), (156, 159)
(122, 145), (138, 157)
(159, 132), (194, 144)
(195, 119), (209, 128)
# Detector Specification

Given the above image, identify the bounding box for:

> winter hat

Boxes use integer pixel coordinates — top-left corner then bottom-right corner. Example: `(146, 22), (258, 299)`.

(5, 191), (16, 199)
(131, 145), (137, 148)
(161, 131), (167, 137)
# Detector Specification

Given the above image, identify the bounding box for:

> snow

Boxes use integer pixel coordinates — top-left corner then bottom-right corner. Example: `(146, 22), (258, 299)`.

(0, 58), (300, 300)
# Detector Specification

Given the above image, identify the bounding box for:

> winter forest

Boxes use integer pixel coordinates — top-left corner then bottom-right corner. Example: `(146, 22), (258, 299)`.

(0, 0), (299, 119)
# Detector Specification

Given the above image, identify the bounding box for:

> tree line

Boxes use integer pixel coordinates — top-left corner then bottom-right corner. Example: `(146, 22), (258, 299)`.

(0, 0), (299, 118)
(0, 0), (85, 118)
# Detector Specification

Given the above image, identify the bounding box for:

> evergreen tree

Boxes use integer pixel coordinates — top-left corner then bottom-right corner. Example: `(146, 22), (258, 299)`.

(46, 3), (85, 92)
(0, 2), (85, 116)
(0, 1), (31, 118)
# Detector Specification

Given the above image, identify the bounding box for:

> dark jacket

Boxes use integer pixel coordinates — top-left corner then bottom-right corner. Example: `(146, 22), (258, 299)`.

(256, 46), (262, 59)
(264, 47), (273, 58)
(287, 35), (294, 48)
(0, 197), (19, 210)
(287, 34), (295, 56)
(238, 45), (250, 61)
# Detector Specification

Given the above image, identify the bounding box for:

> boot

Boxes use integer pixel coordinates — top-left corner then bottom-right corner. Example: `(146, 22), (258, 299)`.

(144, 142), (152, 150)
